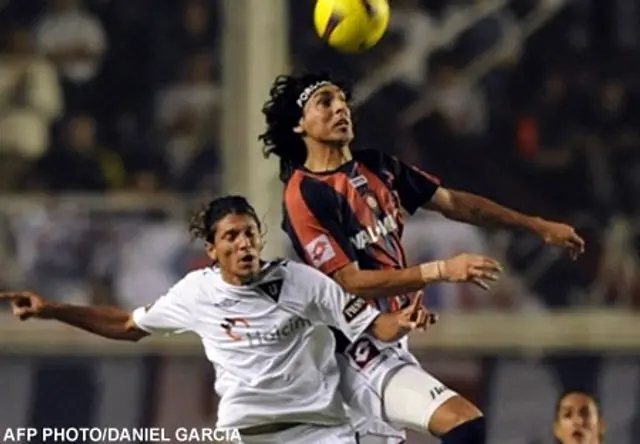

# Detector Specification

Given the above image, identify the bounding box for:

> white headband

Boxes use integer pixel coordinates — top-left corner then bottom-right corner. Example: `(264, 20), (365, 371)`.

(296, 81), (332, 108)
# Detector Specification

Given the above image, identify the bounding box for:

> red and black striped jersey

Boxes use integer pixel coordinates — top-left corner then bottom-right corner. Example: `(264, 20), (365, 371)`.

(282, 149), (440, 314)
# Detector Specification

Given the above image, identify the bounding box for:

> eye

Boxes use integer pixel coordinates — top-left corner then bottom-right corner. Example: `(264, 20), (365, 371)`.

(223, 231), (237, 241)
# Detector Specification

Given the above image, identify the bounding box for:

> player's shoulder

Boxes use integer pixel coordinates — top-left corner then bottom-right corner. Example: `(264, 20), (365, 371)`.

(277, 259), (335, 291)
(353, 148), (397, 172)
(283, 168), (336, 209)
(165, 268), (210, 297)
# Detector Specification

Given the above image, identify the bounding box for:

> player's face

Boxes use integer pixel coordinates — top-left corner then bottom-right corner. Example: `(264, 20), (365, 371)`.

(554, 393), (604, 444)
(207, 213), (263, 284)
(296, 84), (353, 146)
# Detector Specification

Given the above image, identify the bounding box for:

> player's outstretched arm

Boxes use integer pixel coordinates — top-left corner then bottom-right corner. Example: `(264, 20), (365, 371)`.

(333, 252), (504, 297)
(425, 188), (586, 259)
(0, 291), (148, 341)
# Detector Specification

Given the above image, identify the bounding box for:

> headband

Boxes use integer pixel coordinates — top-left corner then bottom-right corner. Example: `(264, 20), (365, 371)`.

(296, 80), (332, 108)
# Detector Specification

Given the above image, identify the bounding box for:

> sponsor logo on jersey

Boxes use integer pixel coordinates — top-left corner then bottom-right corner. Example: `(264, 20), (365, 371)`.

(343, 296), (367, 323)
(220, 317), (249, 341)
(346, 337), (381, 369)
(305, 234), (336, 268)
(221, 316), (313, 346)
(245, 316), (312, 346)
(349, 213), (399, 250)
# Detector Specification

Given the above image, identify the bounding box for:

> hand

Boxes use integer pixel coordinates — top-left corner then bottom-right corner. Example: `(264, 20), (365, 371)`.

(0, 291), (49, 321)
(534, 219), (585, 259)
(396, 293), (438, 332)
(440, 254), (503, 290)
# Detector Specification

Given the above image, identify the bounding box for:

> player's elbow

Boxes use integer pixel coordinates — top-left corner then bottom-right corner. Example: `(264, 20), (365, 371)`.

(332, 266), (376, 299)
(122, 318), (149, 342)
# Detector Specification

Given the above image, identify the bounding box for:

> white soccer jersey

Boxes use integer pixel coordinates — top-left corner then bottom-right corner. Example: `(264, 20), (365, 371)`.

(131, 259), (380, 430)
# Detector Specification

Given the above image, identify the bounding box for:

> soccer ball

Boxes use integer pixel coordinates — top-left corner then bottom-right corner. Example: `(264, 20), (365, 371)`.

(314, 0), (390, 53)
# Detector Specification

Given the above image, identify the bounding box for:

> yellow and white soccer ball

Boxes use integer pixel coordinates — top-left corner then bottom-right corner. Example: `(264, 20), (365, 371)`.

(314, 0), (390, 53)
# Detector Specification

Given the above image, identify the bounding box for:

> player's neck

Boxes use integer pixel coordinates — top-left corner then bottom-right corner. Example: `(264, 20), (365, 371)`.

(304, 143), (352, 172)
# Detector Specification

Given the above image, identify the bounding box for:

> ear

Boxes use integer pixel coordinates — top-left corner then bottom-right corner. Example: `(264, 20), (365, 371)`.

(552, 421), (561, 440)
(598, 417), (607, 436)
(205, 242), (217, 262)
(293, 116), (304, 135)
(256, 233), (265, 253)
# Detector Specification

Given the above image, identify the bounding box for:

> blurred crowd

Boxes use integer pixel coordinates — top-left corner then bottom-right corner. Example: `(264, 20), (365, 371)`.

(1, 0), (639, 311)
(0, 0), (221, 193)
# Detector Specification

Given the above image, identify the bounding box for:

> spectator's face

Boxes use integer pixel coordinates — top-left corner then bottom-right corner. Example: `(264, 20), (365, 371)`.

(206, 214), (263, 284)
(296, 84), (353, 147)
(186, 55), (212, 83)
(600, 81), (626, 112)
(68, 117), (96, 151)
(184, 1), (208, 35)
(553, 393), (604, 444)
(7, 29), (33, 55)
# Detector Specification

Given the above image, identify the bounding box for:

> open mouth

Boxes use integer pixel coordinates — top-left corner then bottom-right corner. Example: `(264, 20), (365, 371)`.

(240, 254), (255, 265)
(571, 430), (585, 440)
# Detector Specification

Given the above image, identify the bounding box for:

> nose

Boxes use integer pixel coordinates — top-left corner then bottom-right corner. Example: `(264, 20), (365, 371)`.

(572, 416), (587, 428)
(237, 233), (253, 249)
(333, 99), (349, 116)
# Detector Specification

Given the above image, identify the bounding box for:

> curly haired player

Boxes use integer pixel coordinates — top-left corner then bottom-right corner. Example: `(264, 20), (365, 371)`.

(258, 72), (586, 444)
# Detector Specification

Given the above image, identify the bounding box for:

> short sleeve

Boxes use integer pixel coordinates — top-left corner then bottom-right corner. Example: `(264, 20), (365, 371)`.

(282, 174), (358, 276)
(305, 267), (379, 341)
(131, 275), (195, 335)
(381, 152), (441, 215)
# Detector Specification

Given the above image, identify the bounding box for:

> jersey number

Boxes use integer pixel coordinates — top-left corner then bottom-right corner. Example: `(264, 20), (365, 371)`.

(346, 337), (381, 369)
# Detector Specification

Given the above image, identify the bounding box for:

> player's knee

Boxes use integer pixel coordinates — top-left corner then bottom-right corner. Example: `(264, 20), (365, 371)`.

(438, 416), (486, 444)
(427, 395), (484, 437)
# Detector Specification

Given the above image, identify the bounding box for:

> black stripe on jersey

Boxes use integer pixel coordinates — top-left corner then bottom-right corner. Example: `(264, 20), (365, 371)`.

(299, 177), (360, 261)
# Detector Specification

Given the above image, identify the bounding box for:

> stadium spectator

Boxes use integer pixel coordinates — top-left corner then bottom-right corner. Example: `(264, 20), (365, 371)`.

(151, 0), (220, 86)
(35, 113), (125, 191)
(0, 25), (63, 190)
(155, 51), (221, 189)
(35, 0), (107, 112)
(429, 63), (488, 139)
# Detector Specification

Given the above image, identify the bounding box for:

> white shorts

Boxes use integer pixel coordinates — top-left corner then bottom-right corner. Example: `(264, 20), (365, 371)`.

(239, 423), (358, 444)
(338, 336), (458, 442)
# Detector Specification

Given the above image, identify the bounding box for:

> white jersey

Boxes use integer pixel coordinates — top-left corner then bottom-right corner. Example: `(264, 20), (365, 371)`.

(131, 259), (380, 430)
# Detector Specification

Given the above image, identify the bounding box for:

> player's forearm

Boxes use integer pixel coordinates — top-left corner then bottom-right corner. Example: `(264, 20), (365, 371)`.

(369, 313), (409, 342)
(438, 190), (541, 232)
(41, 303), (145, 341)
(334, 265), (440, 299)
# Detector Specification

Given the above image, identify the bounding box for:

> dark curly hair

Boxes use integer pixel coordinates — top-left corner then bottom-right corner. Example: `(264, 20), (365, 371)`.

(189, 195), (262, 243)
(258, 72), (352, 183)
